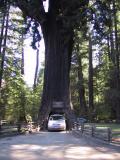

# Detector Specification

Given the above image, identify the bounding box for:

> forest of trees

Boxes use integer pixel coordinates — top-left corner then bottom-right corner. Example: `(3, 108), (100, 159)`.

(0, 0), (120, 127)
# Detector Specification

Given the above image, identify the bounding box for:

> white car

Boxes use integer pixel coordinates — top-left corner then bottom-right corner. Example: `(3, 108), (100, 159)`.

(47, 114), (66, 131)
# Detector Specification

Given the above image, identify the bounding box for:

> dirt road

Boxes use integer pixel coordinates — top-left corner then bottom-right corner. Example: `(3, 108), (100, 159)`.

(0, 131), (120, 160)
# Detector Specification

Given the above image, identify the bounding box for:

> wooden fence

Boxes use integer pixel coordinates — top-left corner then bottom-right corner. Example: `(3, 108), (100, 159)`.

(0, 125), (18, 137)
(73, 122), (113, 142)
(0, 122), (40, 138)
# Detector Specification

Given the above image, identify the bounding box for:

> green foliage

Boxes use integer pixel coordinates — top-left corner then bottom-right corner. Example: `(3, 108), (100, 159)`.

(95, 104), (111, 121)
(3, 78), (26, 122)
(0, 6), (44, 123)
(26, 114), (32, 122)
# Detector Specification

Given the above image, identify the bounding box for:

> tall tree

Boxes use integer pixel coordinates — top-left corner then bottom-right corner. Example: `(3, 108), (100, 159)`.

(10, 0), (89, 127)
(0, 1), (10, 130)
(0, 3), (28, 124)
(73, 30), (88, 117)
(88, 33), (94, 120)
(113, 0), (120, 121)
(0, 1), (10, 89)
(21, 33), (24, 75)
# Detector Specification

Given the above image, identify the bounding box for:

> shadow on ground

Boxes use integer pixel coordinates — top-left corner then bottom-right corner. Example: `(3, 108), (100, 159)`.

(0, 131), (120, 160)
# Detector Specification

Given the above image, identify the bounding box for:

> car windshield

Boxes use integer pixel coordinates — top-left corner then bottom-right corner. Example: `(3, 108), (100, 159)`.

(50, 115), (65, 121)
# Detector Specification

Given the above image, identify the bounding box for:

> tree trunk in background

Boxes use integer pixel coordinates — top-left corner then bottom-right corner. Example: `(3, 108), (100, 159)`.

(38, 16), (75, 128)
(0, 2), (7, 89)
(0, 5), (6, 56)
(88, 33), (94, 120)
(33, 43), (39, 89)
(77, 54), (88, 117)
(0, 3), (9, 125)
(19, 92), (27, 123)
(113, 0), (120, 122)
(21, 33), (24, 75)
(109, 26), (115, 64)
(0, 3), (9, 89)
(0, 1), (7, 130)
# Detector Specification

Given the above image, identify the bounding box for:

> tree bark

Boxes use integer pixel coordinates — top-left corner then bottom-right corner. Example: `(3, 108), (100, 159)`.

(21, 33), (24, 75)
(88, 33), (94, 120)
(0, 2), (9, 125)
(33, 43), (39, 89)
(0, 5), (6, 56)
(0, 3), (9, 89)
(77, 54), (87, 117)
(113, 0), (120, 122)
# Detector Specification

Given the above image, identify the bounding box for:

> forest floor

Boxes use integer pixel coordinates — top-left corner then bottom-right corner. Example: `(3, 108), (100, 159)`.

(0, 131), (120, 160)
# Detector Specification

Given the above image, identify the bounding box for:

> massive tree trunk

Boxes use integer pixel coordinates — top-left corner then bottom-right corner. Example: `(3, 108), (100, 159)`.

(38, 16), (74, 127)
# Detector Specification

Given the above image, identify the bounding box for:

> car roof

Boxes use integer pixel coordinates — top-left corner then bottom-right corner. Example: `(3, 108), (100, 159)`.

(50, 114), (64, 117)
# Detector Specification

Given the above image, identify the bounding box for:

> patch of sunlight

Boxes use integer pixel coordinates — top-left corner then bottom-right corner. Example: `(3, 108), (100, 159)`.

(11, 144), (47, 150)
(65, 146), (92, 159)
(91, 154), (117, 159)
(44, 151), (63, 158)
(42, 146), (64, 159)
(65, 146), (119, 160)
(10, 144), (49, 160)
(11, 151), (38, 160)
(66, 146), (90, 154)
(60, 131), (67, 133)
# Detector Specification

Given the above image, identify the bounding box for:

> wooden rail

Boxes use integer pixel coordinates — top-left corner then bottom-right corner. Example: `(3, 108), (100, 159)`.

(0, 123), (40, 137)
(73, 122), (112, 142)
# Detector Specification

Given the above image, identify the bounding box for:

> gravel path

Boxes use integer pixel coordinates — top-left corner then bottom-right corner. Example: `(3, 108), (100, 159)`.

(0, 131), (120, 160)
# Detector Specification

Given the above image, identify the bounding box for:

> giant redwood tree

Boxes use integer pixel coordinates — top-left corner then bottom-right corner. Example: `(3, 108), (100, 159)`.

(7, 0), (89, 126)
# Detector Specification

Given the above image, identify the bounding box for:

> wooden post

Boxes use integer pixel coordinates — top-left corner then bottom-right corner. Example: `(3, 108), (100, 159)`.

(17, 123), (21, 133)
(81, 123), (84, 134)
(0, 120), (2, 132)
(108, 128), (112, 142)
(74, 122), (76, 130)
(91, 126), (95, 137)
(77, 122), (79, 130)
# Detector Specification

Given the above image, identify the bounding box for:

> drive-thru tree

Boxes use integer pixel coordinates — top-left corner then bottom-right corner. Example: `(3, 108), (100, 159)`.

(6, 0), (89, 127)
(1, 0), (120, 124)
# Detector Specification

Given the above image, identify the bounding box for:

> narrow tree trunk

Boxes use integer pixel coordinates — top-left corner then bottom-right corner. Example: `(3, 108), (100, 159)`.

(0, 4), (6, 127)
(113, 0), (120, 122)
(108, 9), (115, 65)
(109, 27), (115, 64)
(0, 5), (6, 55)
(113, 0), (119, 77)
(18, 91), (27, 123)
(33, 43), (39, 89)
(0, 3), (10, 89)
(88, 33), (94, 120)
(21, 33), (24, 75)
(0, 2), (9, 127)
(77, 54), (87, 117)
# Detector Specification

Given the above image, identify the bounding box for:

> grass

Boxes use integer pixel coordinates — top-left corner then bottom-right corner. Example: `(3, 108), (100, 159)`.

(92, 123), (120, 132)
(87, 123), (120, 139)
